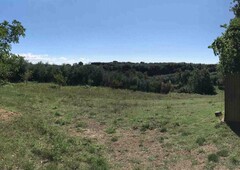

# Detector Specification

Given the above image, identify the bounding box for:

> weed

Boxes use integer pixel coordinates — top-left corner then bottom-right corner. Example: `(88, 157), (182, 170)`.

(132, 125), (138, 130)
(217, 150), (229, 157)
(54, 112), (62, 116)
(231, 156), (239, 165)
(105, 127), (116, 134)
(75, 121), (87, 128)
(208, 154), (219, 163)
(166, 104), (171, 109)
(198, 149), (205, 154)
(52, 106), (58, 109)
(196, 137), (206, 146)
(111, 136), (118, 142)
(113, 119), (118, 125)
(140, 123), (150, 132)
(55, 119), (69, 126)
(148, 156), (157, 161)
(181, 131), (191, 136)
(130, 158), (141, 164)
(158, 137), (165, 143)
(214, 123), (221, 129)
(161, 120), (169, 126)
(160, 127), (167, 133)
(88, 157), (108, 170)
(174, 122), (180, 127)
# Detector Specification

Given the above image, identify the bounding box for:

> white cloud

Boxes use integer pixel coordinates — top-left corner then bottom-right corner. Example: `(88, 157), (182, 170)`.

(18, 53), (87, 65)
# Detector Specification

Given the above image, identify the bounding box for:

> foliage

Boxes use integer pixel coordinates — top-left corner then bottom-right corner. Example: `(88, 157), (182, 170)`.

(217, 150), (229, 157)
(0, 20), (26, 83)
(0, 20), (25, 54)
(0, 53), (27, 82)
(0, 20), (220, 95)
(25, 61), (218, 95)
(208, 154), (219, 163)
(196, 137), (206, 146)
(22, 70), (32, 83)
(54, 73), (67, 86)
(187, 69), (216, 95)
(210, 0), (240, 75)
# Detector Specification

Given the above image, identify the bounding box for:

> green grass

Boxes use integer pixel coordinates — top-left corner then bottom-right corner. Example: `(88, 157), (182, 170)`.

(0, 83), (239, 169)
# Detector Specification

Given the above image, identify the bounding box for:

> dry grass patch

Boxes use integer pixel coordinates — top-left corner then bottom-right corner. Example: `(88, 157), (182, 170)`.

(69, 117), (165, 169)
(0, 108), (20, 121)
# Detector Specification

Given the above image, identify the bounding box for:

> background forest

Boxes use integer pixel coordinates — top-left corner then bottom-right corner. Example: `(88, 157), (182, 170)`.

(0, 55), (219, 95)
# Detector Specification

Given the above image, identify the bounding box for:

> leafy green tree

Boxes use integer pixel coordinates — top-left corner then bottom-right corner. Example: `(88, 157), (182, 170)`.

(0, 20), (26, 83)
(54, 73), (67, 86)
(210, 0), (240, 75)
(188, 69), (216, 95)
(22, 70), (33, 83)
(0, 20), (25, 54)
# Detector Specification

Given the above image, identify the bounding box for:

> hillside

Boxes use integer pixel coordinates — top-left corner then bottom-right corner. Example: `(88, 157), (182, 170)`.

(0, 83), (238, 169)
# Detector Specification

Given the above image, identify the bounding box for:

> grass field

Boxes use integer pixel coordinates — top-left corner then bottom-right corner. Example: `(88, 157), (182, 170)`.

(0, 83), (239, 170)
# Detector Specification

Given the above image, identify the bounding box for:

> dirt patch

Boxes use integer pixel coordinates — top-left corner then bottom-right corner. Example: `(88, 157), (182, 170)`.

(68, 118), (107, 143)
(69, 118), (165, 169)
(170, 160), (193, 170)
(214, 165), (231, 170)
(108, 129), (164, 169)
(165, 144), (219, 170)
(0, 108), (20, 121)
(69, 118), (220, 170)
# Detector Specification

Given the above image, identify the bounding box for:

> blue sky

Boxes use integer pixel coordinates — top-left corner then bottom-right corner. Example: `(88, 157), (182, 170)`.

(0, 0), (234, 64)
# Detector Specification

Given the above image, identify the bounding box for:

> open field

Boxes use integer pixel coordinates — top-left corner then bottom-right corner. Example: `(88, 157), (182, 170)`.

(0, 83), (239, 169)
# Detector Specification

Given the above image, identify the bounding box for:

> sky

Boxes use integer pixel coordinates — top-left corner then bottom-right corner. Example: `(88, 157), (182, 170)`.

(0, 0), (234, 64)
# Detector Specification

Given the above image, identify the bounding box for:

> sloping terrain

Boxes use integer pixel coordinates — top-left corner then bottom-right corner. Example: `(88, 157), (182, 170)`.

(0, 83), (238, 169)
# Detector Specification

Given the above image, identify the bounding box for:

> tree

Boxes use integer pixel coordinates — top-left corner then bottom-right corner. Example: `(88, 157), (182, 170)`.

(209, 0), (240, 75)
(54, 73), (67, 86)
(188, 69), (216, 95)
(0, 20), (25, 54)
(0, 20), (26, 83)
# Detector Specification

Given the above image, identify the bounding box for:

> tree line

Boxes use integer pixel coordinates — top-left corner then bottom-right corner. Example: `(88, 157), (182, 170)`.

(1, 18), (229, 95)
(0, 57), (219, 95)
